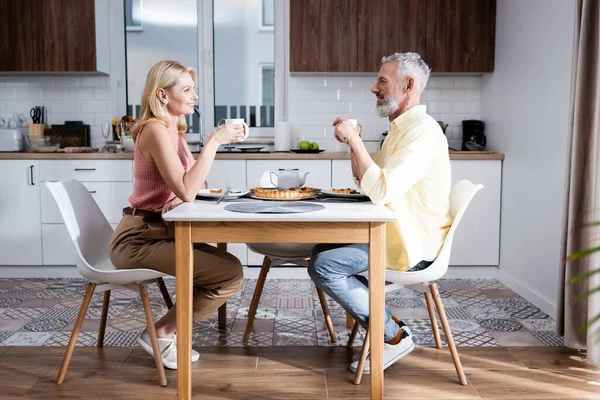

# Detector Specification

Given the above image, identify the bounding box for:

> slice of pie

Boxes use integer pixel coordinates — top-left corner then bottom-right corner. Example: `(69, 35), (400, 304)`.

(332, 188), (360, 195)
(253, 186), (317, 199)
(209, 189), (226, 194)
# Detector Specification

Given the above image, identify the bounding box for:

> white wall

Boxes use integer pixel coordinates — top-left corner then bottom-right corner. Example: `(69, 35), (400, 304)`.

(287, 75), (482, 151)
(482, 0), (575, 315)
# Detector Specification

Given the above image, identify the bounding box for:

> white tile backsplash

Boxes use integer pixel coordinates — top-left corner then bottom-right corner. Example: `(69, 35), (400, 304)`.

(288, 75), (482, 151)
(0, 76), (112, 147)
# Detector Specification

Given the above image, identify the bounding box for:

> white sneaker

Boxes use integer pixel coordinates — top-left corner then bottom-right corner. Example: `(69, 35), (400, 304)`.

(137, 329), (200, 370)
(349, 330), (414, 374)
(352, 320), (412, 362)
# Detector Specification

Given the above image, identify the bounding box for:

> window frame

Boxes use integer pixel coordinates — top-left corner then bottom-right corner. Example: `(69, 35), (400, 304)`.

(260, 0), (275, 31)
(125, 0), (143, 32)
(198, 0), (286, 138)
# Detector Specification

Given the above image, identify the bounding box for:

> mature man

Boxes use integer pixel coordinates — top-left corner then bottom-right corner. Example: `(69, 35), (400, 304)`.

(308, 52), (452, 373)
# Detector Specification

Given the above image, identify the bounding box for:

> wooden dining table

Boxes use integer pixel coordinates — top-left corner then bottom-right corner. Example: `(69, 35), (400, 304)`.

(162, 199), (396, 399)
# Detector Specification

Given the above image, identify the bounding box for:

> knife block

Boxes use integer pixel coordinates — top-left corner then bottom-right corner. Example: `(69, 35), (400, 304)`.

(28, 124), (48, 137)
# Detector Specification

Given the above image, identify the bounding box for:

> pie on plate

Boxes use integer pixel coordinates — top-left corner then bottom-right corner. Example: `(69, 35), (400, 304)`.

(320, 188), (368, 199)
(252, 186), (317, 200)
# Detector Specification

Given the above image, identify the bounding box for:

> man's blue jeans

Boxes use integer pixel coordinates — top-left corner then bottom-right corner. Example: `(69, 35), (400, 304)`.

(307, 243), (401, 342)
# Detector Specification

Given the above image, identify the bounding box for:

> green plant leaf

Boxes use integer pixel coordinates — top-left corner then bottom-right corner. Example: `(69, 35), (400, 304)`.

(570, 268), (600, 284)
(579, 313), (600, 333)
(572, 286), (600, 301)
(569, 246), (600, 260)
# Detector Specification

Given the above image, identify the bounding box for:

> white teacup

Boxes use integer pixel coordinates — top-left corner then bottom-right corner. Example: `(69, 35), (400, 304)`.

(219, 118), (249, 142)
(347, 118), (358, 128)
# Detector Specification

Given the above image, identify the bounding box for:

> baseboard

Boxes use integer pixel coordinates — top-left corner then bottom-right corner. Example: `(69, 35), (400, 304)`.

(0, 265), (499, 280)
(497, 269), (557, 318)
(0, 266), (81, 279)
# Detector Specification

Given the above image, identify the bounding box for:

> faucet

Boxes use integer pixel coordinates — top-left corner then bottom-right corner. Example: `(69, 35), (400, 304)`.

(194, 107), (204, 147)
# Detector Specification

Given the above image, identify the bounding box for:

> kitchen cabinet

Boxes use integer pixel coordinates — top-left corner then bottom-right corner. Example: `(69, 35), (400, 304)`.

(426, 0), (496, 73)
(332, 159), (501, 266)
(290, 0), (358, 72)
(0, 157), (501, 270)
(0, 160), (42, 265)
(357, 0), (427, 72)
(39, 160), (133, 265)
(289, 0), (496, 73)
(0, 0), (109, 73)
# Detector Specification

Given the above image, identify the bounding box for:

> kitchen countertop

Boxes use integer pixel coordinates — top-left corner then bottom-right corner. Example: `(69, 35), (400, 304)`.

(0, 151), (504, 161)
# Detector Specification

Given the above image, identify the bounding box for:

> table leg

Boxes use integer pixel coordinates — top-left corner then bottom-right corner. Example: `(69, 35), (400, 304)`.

(217, 243), (228, 330)
(369, 222), (385, 400)
(176, 222), (193, 400)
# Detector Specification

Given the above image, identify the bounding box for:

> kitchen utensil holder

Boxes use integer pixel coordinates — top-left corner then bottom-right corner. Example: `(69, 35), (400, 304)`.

(28, 124), (48, 137)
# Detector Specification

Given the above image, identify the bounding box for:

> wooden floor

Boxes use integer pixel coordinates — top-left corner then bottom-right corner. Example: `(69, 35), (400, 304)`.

(0, 345), (598, 399)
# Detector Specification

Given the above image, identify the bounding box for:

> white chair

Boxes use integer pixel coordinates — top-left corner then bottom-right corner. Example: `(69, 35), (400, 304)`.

(243, 172), (337, 344)
(349, 180), (483, 385)
(45, 179), (173, 387)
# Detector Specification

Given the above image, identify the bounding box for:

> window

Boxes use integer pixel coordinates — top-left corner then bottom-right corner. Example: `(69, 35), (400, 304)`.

(211, 0), (280, 132)
(125, 0), (143, 31)
(262, 0), (274, 28)
(122, 0), (284, 137)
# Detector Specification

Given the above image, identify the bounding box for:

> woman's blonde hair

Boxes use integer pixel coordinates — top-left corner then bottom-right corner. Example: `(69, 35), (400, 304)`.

(133, 60), (197, 141)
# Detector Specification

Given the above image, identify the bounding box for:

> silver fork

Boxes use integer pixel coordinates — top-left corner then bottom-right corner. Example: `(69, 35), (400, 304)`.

(215, 180), (232, 204)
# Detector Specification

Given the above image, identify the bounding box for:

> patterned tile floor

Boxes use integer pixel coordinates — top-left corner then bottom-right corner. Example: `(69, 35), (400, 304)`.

(0, 278), (564, 347)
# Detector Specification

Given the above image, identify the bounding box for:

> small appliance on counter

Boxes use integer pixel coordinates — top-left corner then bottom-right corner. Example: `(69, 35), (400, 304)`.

(0, 128), (24, 152)
(462, 119), (487, 151)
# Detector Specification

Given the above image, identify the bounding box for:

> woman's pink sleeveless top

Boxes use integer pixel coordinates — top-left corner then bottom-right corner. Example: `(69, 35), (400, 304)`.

(128, 124), (194, 211)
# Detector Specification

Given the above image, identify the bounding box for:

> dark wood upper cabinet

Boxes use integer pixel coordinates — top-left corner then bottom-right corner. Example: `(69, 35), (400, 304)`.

(290, 0), (358, 72)
(0, 0), (100, 73)
(426, 0), (496, 72)
(357, 0), (426, 72)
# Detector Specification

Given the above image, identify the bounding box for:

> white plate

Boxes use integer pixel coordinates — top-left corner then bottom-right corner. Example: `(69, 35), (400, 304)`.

(321, 188), (368, 199)
(197, 189), (249, 199)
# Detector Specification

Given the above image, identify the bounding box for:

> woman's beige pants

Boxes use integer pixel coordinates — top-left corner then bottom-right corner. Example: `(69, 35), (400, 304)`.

(110, 215), (244, 320)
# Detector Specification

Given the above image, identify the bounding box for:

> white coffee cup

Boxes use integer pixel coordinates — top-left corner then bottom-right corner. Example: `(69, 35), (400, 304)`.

(347, 118), (358, 128)
(218, 118), (249, 141)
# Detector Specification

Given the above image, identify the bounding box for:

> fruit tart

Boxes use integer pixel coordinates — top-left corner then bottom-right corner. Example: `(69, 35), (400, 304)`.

(253, 186), (317, 200)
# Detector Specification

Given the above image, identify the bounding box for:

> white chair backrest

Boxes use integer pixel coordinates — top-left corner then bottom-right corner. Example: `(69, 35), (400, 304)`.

(258, 171), (277, 188)
(429, 180), (483, 274)
(44, 179), (116, 280)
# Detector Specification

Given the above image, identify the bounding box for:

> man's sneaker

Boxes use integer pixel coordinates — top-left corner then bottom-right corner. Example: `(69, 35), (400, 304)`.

(137, 328), (200, 370)
(349, 328), (414, 374)
(352, 318), (411, 362)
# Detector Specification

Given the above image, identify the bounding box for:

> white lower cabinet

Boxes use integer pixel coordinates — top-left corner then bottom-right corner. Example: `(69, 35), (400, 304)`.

(1, 157), (501, 269)
(39, 160), (133, 266)
(0, 160), (42, 265)
(332, 159), (501, 266)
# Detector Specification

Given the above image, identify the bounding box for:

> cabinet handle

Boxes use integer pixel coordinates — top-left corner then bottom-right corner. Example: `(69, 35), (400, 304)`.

(74, 168), (96, 171)
(29, 165), (35, 186)
(88, 190), (97, 194)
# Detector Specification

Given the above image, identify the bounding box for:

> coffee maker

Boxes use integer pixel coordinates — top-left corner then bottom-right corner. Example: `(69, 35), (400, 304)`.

(462, 120), (486, 151)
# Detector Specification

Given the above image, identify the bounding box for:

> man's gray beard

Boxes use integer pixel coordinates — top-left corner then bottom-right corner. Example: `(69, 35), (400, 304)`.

(375, 96), (399, 117)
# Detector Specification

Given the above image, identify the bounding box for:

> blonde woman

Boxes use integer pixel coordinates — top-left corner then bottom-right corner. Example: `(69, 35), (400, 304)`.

(110, 60), (245, 369)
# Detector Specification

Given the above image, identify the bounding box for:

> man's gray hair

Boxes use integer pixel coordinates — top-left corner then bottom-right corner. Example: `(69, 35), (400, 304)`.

(381, 52), (431, 94)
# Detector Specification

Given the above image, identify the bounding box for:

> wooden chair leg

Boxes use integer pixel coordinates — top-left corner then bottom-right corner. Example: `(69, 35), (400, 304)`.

(347, 321), (360, 347)
(218, 303), (227, 331)
(57, 282), (96, 384)
(424, 290), (442, 349)
(346, 312), (355, 329)
(97, 290), (111, 347)
(243, 256), (271, 344)
(156, 277), (173, 309)
(430, 283), (467, 386)
(139, 283), (167, 387)
(316, 287), (336, 343)
(353, 328), (370, 385)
